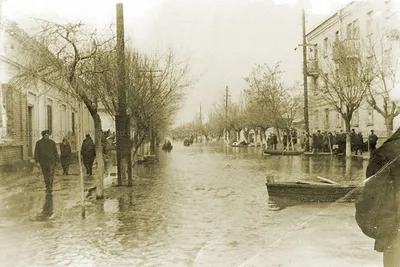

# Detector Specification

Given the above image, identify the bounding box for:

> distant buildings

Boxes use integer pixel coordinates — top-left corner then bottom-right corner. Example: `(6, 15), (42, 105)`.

(0, 21), (94, 167)
(306, 0), (400, 137)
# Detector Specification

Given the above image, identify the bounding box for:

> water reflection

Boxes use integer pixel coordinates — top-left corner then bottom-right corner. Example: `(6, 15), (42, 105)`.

(37, 193), (53, 220)
(0, 142), (376, 266)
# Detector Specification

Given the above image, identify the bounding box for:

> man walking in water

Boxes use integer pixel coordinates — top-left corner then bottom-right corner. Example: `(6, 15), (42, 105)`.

(81, 134), (96, 176)
(34, 130), (58, 194)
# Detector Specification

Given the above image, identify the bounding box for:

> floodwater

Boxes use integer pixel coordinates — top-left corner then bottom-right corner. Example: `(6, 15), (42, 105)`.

(0, 142), (381, 267)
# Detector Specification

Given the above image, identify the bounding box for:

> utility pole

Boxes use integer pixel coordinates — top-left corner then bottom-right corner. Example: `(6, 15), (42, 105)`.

(302, 8), (310, 151)
(116, 3), (131, 186)
(225, 86), (229, 142)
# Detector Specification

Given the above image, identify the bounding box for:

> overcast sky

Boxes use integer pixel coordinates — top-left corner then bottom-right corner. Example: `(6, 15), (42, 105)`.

(2, 0), (353, 125)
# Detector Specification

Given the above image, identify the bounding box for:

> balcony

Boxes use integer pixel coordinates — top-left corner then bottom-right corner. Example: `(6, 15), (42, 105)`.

(307, 59), (319, 77)
(333, 39), (360, 61)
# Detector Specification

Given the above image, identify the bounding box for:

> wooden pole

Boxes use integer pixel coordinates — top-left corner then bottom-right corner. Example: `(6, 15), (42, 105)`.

(225, 86), (229, 143)
(302, 8), (310, 150)
(78, 101), (85, 219)
(116, 3), (131, 186)
(328, 134), (333, 155)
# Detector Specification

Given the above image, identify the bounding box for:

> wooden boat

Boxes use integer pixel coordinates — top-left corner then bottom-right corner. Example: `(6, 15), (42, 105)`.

(266, 177), (362, 203)
(263, 148), (303, 155)
(231, 141), (251, 147)
(232, 143), (248, 147)
(303, 151), (344, 156)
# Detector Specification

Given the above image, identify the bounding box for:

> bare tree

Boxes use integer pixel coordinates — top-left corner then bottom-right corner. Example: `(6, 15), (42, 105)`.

(365, 29), (400, 136)
(316, 39), (371, 156)
(5, 20), (114, 198)
(244, 62), (302, 144)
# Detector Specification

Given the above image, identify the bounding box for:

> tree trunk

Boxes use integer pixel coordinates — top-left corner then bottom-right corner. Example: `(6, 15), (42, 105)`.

(345, 119), (352, 157)
(150, 127), (156, 155)
(385, 116), (394, 137)
(93, 115), (105, 199)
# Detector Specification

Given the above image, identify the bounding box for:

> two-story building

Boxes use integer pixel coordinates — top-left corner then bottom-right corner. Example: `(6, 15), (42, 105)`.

(306, 0), (400, 138)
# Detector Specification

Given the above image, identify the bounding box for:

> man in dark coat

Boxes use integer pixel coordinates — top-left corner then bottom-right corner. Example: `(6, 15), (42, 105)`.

(355, 132), (364, 155)
(34, 130), (58, 194)
(350, 128), (357, 152)
(368, 130), (378, 152)
(60, 138), (72, 175)
(81, 134), (96, 175)
(272, 133), (278, 150)
(365, 127), (400, 266)
(337, 130), (346, 154)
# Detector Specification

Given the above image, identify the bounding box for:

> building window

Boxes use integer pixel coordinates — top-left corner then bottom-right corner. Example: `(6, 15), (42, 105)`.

(323, 37), (328, 57)
(347, 23), (353, 39)
(367, 108), (374, 126)
(336, 112), (341, 128)
(366, 11), (373, 36)
(352, 110), (359, 126)
(315, 110), (319, 128)
(347, 20), (359, 39)
(61, 104), (67, 133)
(335, 30), (340, 41)
(323, 73), (329, 93)
(47, 105), (53, 133)
(46, 98), (53, 133)
(71, 112), (75, 135)
(324, 108), (330, 129)
(367, 56), (374, 72)
(383, 48), (392, 74)
(353, 19), (360, 39)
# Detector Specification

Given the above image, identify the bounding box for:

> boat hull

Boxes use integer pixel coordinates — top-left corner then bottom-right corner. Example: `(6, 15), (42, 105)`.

(266, 182), (362, 202)
(303, 152), (343, 156)
(263, 149), (303, 155)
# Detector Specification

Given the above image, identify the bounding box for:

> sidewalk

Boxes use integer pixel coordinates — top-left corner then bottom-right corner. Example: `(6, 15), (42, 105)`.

(0, 161), (117, 222)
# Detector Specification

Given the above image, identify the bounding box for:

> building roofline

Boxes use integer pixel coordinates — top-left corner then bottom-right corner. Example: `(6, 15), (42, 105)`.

(306, 1), (359, 38)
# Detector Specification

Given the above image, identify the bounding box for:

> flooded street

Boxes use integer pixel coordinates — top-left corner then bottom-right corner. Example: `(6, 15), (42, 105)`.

(0, 142), (381, 267)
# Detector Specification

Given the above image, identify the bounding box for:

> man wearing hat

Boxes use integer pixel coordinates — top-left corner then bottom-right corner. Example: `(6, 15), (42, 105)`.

(368, 130), (378, 153)
(34, 130), (59, 194)
(81, 134), (96, 176)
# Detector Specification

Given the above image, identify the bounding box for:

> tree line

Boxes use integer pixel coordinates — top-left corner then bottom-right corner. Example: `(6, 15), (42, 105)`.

(4, 19), (193, 197)
(174, 25), (400, 157)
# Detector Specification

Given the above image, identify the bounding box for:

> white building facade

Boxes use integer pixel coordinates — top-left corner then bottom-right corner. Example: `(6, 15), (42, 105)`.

(306, 0), (400, 138)
(0, 22), (94, 165)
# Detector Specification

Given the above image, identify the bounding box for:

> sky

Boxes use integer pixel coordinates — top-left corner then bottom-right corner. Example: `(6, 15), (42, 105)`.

(1, 0), (353, 126)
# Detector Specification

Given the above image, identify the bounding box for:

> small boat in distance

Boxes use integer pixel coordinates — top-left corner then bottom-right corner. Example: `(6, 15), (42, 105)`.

(232, 141), (253, 147)
(263, 148), (303, 156)
(162, 141), (173, 151)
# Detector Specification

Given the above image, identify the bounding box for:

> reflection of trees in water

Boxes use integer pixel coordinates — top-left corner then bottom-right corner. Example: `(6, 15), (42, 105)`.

(113, 173), (168, 246)
(303, 156), (366, 183)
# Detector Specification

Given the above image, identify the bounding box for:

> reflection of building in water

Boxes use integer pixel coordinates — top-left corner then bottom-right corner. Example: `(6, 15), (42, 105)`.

(306, 1), (400, 137)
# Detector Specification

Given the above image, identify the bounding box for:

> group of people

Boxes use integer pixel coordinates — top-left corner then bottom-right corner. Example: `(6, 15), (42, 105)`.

(308, 129), (378, 154)
(265, 129), (299, 151)
(264, 128), (379, 155)
(34, 130), (105, 195)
